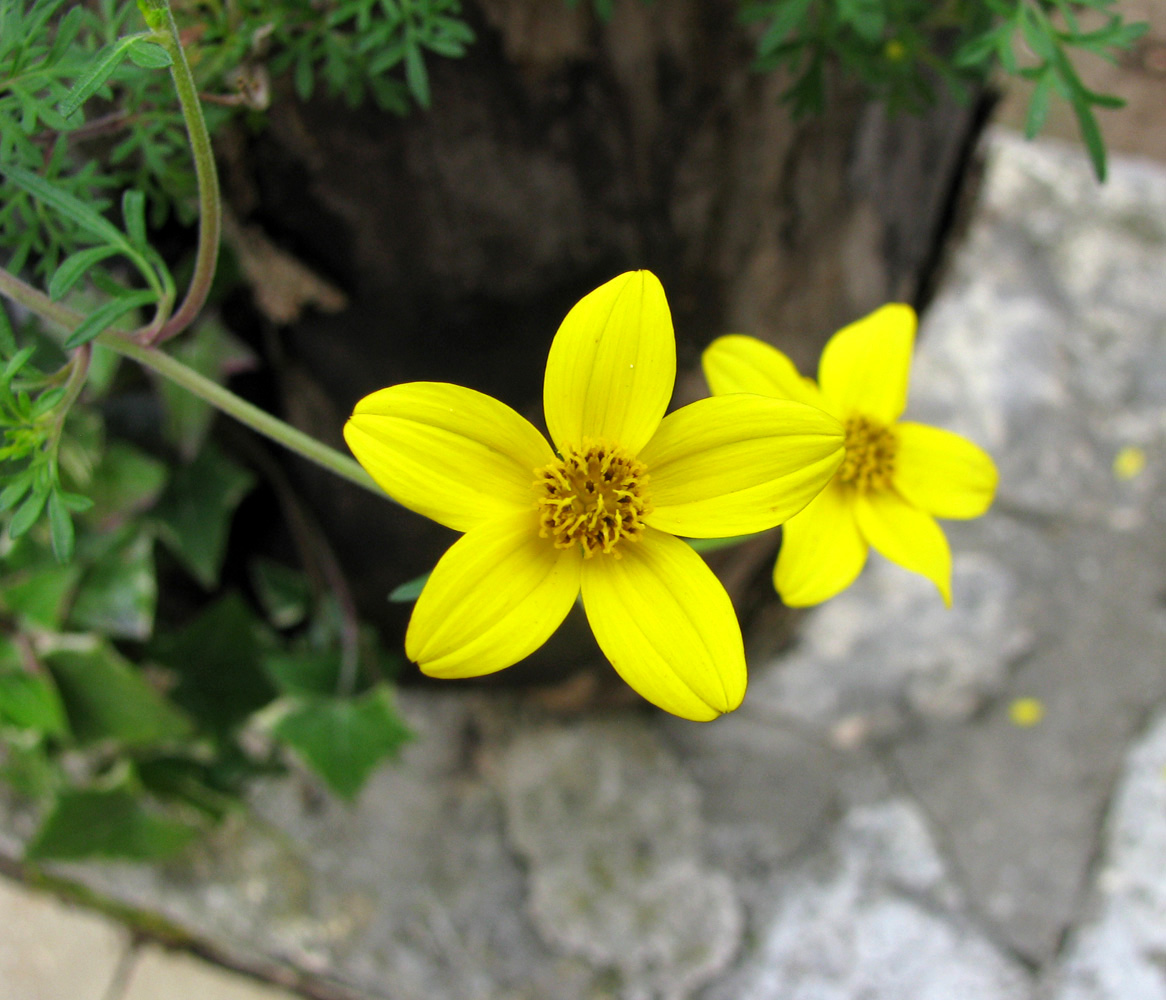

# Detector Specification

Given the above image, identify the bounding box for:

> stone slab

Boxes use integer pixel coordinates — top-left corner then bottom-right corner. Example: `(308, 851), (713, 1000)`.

(118, 944), (305, 1000)
(1045, 711), (1166, 1000)
(0, 876), (129, 1000)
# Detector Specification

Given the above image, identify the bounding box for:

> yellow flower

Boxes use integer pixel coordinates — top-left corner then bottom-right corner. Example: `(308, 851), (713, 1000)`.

(344, 272), (845, 720)
(702, 304), (997, 607)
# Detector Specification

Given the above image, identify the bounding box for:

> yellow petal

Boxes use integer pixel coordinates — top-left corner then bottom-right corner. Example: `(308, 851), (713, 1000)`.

(407, 511), (582, 678)
(854, 489), (952, 605)
(543, 271), (676, 456)
(774, 479), (869, 606)
(701, 334), (824, 408)
(580, 528), (746, 721)
(345, 382), (553, 532)
(893, 422), (998, 520)
(639, 394), (845, 537)
(818, 304), (916, 422)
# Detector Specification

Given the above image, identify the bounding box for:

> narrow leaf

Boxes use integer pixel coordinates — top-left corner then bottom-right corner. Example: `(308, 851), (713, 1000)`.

(1, 164), (127, 250)
(58, 34), (150, 119)
(1025, 70), (1054, 139)
(47, 490), (75, 562)
(404, 40), (430, 107)
(8, 486), (48, 539)
(64, 289), (157, 349)
(125, 38), (172, 69)
(48, 245), (123, 301)
(122, 189), (148, 248)
(388, 571), (430, 603)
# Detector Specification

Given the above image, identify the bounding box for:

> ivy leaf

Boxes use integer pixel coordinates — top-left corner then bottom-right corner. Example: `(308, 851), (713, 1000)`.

(25, 787), (200, 861)
(150, 593), (275, 733)
(46, 640), (193, 746)
(273, 684), (412, 800)
(151, 444), (255, 588)
(68, 528), (157, 641)
(0, 670), (70, 737)
(0, 562), (81, 631)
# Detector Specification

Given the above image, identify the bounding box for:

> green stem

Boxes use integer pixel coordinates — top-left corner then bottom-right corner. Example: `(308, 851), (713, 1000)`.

(0, 267), (385, 499)
(136, 0), (220, 344)
(47, 344), (91, 476)
(112, 337), (382, 496)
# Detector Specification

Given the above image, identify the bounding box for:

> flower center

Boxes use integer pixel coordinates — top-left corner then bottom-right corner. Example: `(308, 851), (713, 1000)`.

(534, 440), (652, 557)
(838, 416), (897, 492)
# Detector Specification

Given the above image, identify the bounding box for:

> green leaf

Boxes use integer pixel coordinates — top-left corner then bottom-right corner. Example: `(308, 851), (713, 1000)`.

(0, 164), (126, 250)
(1072, 96), (1107, 182)
(263, 649), (342, 697)
(755, 0), (814, 57)
(85, 441), (167, 531)
(150, 593), (276, 733)
(0, 468), (35, 512)
(58, 33), (153, 119)
(64, 288), (158, 349)
(68, 528), (157, 641)
(1025, 69), (1054, 140)
(46, 640), (193, 746)
(125, 38), (172, 69)
(0, 563), (82, 631)
(273, 684), (411, 799)
(250, 558), (311, 629)
(837, 0), (885, 43)
(121, 188), (148, 248)
(47, 491), (75, 562)
(0, 671), (70, 737)
(388, 571), (430, 603)
(25, 787), (200, 861)
(404, 40), (430, 107)
(8, 486), (49, 539)
(151, 445), (255, 588)
(48, 246), (123, 301)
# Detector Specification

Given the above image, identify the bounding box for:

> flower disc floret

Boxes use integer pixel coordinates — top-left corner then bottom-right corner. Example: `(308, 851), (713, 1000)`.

(535, 440), (651, 557)
(838, 416), (897, 492)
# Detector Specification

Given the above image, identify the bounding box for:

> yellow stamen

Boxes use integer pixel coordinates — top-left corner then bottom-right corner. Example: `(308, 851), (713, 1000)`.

(838, 416), (897, 492)
(534, 440), (651, 557)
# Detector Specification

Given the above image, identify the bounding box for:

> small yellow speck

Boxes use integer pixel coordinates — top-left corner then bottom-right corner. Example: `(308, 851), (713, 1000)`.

(1009, 697), (1045, 728)
(1113, 445), (1146, 481)
(884, 39), (907, 62)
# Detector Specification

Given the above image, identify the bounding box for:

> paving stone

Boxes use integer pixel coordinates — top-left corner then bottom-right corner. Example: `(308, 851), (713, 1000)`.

(700, 800), (1033, 1000)
(1045, 711), (1166, 1000)
(119, 944), (304, 1000)
(0, 876), (129, 1000)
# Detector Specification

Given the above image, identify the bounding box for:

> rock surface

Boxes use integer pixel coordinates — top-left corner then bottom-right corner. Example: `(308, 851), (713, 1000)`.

(4, 130), (1166, 1000)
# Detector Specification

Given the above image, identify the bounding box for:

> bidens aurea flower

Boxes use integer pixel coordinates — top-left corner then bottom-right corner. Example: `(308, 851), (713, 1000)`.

(344, 272), (845, 721)
(702, 304), (997, 607)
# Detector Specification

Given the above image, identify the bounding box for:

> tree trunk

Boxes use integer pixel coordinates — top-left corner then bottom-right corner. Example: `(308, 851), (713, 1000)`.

(225, 0), (991, 691)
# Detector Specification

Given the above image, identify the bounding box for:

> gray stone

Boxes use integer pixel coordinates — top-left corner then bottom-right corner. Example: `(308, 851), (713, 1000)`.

(1046, 711), (1166, 1000)
(700, 800), (1032, 1000)
(492, 722), (743, 1000)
